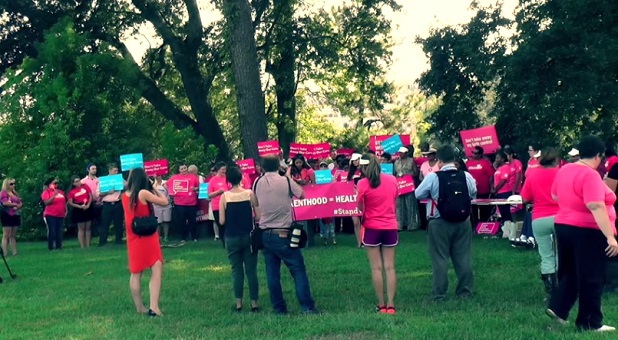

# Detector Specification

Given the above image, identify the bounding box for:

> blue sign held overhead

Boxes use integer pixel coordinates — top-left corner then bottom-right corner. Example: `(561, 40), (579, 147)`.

(380, 135), (403, 154)
(99, 174), (125, 193)
(198, 183), (209, 199)
(381, 163), (394, 175)
(120, 153), (144, 172)
(314, 170), (333, 185)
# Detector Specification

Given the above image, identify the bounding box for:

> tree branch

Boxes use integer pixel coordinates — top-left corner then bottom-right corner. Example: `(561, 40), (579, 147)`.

(183, 0), (203, 53)
(131, 0), (184, 52)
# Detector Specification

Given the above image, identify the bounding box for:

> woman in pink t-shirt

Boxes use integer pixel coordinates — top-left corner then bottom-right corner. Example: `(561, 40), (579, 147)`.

(357, 154), (399, 315)
(520, 147), (560, 302)
(546, 136), (618, 332)
(492, 151), (514, 223)
(41, 178), (67, 251)
(208, 162), (231, 246)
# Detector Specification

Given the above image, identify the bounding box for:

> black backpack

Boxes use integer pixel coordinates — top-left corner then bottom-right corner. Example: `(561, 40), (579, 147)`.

(436, 170), (471, 223)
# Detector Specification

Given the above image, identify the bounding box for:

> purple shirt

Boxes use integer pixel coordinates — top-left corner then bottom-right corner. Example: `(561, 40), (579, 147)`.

(253, 172), (303, 229)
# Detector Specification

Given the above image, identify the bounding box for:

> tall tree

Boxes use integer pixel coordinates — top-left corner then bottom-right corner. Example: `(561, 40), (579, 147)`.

(222, 0), (268, 160)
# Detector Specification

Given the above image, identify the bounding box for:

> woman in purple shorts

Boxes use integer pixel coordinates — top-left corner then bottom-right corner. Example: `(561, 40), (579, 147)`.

(357, 154), (399, 315)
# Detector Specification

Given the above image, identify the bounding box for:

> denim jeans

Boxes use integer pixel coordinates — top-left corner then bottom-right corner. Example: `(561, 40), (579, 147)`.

(262, 232), (315, 313)
(45, 216), (64, 250)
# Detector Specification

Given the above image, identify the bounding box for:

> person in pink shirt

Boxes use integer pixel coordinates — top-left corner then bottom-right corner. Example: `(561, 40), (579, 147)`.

(208, 162), (231, 246)
(81, 164), (101, 234)
(168, 163), (200, 243)
(68, 176), (94, 248)
(357, 154), (399, 315)
(419, 147), (440, 181)
(605, 144), (618, 175)
(492, 150), (515, 223)
(504, 146), (523, 193)
(526, 144), (542, 176)
(466, 146), (495, 225)
(546, 136), (618, 332)
(520, 147), (560, 303)
(291, 154), (317, 247)
(41, 178), (67, 251)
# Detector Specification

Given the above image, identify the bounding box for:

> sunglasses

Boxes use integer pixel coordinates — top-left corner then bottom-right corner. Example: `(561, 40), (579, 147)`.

(320, 164), (328, 168)
(472, 152), (480, 155)
(9, 183), (15, 186)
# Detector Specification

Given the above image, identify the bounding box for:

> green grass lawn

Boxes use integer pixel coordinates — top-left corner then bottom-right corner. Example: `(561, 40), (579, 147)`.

(1, 232), (616, 340)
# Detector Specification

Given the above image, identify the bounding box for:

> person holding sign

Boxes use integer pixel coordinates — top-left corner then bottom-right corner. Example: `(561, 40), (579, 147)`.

(122, 168), (169, 317)
(357, 154), (399, 314)
(97, 163), (126, 246)
(208, 162), (231, 246)
(167, 163), (200, 243)
(394, 146), (420, 232)
(291, 154), (317, 247)
(41, 178), (67, 251)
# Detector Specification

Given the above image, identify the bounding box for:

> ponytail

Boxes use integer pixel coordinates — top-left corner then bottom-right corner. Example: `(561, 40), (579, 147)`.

(362, 154), (381, 188)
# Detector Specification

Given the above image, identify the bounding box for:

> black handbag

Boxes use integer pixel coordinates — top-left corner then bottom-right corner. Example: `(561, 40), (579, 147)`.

(249, 223), (263, 254)
(132, 203), (158, 236)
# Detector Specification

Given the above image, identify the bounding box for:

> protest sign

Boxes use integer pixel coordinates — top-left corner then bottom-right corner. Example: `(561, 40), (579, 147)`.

(144, 159), (169, 176)
(257, 141), (279, 156)
(198, 183), (209, 199)
(99, 174), (124, 193)
(289, 143), (331, 159)
(381, 163), (394, 175)
(460, 126), (500, 156)
(370, 135), (411, 158)
(292, 182), (361, 220)
(397, 175), (415, 196)
(314, 170), (333, 184)
(380, 135), (404, 154)
(120, 153), (144, 171)
(237, 159), (256, 175)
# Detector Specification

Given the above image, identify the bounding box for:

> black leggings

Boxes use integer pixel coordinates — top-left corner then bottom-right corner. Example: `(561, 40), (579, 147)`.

(213, 210), (226, 247)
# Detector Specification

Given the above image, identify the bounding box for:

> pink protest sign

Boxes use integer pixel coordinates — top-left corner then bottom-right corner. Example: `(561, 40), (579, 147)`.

(144, 159), (169, 176)
(476, 222), (500, 235)
(397, 175), (415, 196)
(460, 125), (500, 156)
(370, 135), (411, 158)
(289, 143), (331, 159)
(237, 159), (256, 175)
(291, 182), (361, 220)
(337, 149), (355, 157)
(257, 141), (280, 156)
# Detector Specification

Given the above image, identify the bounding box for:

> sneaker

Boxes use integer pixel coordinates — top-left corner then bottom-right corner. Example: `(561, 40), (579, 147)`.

(214, 236), (220, 241)
(386, 306), (396, 315)
(594, 325), (616, 332)
(546, 309), (568, 325)
(332, 240), (337, 245)
(193, 239), (198, 242)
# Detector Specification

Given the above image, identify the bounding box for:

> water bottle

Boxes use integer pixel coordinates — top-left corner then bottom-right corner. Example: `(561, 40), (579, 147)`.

(290, 228), (301, 248)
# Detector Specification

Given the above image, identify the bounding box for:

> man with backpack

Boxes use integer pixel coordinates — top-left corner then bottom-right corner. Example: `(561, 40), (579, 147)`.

(415, 145), (477, 301)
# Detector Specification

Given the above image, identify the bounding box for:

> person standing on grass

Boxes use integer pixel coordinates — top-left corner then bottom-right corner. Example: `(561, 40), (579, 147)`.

(168, 163), (200, 243)
(394, 146), (419, 232)
(357, 154), (399, 314)
(218, 166), (261, 313)
(41, 178), (67, 251)
(546, 136), (617, 332)
(122, 168), (169, 317)
(68, 176), (94, 249)
(520, 148), (560, 303)
(97, 163), (126, 246)
(152, 175), (172, 242)
(208, 162), (231, 246)
(415, 145), (477, 302)
(466, 146), (495, 226)
(82, 164), (101, 236)
(1, 178), (22, 256)
(253, 155), (319, 315)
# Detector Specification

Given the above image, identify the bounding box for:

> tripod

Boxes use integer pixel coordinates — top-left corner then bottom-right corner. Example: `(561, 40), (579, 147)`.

(0, 247), (17, 283)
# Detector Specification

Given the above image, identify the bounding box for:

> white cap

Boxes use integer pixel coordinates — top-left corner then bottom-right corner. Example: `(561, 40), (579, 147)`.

(350, 153), (362, 161)
(398, 146), (409, 153)
(568, 148), (579, 157)
(360, 158), (370, 165)
(534, 151), (541, 158)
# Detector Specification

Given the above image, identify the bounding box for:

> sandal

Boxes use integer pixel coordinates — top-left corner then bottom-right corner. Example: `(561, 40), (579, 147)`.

(147, 309), (161, 317)
(386, 306), (396, 315)
(375, 305), (387, 313)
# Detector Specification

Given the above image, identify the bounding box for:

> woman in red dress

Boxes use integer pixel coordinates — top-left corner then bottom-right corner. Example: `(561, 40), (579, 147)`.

(122, 168), (169, 317)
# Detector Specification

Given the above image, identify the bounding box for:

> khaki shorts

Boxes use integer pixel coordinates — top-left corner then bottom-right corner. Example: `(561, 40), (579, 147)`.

(154, 207), (172, 224)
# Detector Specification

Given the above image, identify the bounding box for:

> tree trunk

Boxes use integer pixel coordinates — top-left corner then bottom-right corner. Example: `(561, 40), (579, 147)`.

(222, 0), (268, 160)
(270, 0), (297, 156)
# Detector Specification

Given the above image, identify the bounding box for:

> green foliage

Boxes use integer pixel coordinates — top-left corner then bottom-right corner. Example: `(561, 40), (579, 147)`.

(417, 0), (618, 151)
